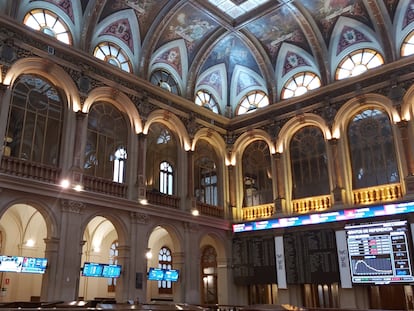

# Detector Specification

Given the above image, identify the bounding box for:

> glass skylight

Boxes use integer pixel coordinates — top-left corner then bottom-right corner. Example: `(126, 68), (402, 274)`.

(208, 0), (271, 19)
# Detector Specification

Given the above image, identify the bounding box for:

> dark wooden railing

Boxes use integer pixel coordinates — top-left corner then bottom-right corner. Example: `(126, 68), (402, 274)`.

(146, 190), (180, 209)
(0, 156), (60, 184)
(196, 202), (224, 218)
(82, 175), (127, 197)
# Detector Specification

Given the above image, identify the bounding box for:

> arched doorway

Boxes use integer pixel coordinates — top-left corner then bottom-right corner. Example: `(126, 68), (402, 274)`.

(201, 245), (217, 304)
(79, 216), (119, 301)
(0, 204), (47, 302)
(146, 226), (180, 303)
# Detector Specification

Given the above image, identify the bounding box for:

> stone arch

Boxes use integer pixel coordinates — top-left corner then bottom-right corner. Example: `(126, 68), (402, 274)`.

(80, 210), (130, 248)
(195, 63), (227, 114)
(332, 93), (400, 139)
(143, 109), (191, 151)
(277, 113), (332, 154)
(329, 16), (385, 79)
(149, 39), (188, 95)
(275, 42), (321, 98)
(3, 57), (81, 111)
(83, 86), (143, 134)
(331, 94), (404, 201)
(0, 197), (58, 240)
(232, 129), (275, 166)
(90, 9), (140, 73)
(276, 114), (333, 209)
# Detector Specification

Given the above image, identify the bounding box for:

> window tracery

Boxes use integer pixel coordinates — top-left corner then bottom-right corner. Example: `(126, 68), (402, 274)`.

(335, 48), (383, 80)
(242, 140), (272, 206)
(290, 126), (330, 199)
(195, 90), (220, 114)
(348, 108), (399, 189)
(108, 240), (119, 292)
(85, 102), (128, 181)
(158, 246), (172, 294)
(6, 74), (63, 166)
(94, 42), (132, 73)
(236, 91), (269, 115)
(150, 70), (180, 95)
(401, 31), (414, 56)
(23, 9), (72, 44)
(281, 72), (321, 99)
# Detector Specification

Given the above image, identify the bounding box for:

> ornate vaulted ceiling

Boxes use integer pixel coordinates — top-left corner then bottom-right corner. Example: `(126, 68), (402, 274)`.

(0, 0), (412, 119)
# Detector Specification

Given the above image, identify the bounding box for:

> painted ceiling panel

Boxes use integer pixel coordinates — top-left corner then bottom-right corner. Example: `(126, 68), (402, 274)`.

(202, 34), (261, 78)
(100, 0), (169, 39)
(299, 0), (372, 45)
(154, 2), (219, 62)
(244, 5), (308, 65)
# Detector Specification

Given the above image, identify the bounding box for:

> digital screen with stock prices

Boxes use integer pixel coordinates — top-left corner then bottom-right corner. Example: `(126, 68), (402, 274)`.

(345, 220), (414, 284)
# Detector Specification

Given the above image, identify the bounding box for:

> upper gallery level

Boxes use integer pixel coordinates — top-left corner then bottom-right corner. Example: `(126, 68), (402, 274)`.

(1, 1), (414, 224)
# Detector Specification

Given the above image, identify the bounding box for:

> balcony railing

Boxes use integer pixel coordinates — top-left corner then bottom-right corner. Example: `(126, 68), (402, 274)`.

(83, 175), (127, 197)
(292, 194), (332, 214)
(353, 183), (402, 205)
(196, 202), (224, 218)
(0, 156), (60, 183)
(242, 203), (275, 220)
(146, 190), (180, 209)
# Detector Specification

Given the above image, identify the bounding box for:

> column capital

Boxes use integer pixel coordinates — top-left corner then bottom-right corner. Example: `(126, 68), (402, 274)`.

(130, 212), (149, 224)
(397, 119), (409, 129)
(75, 110), (87, 120)
(61, 199), (86, 214)
(328, 137), (340, 145)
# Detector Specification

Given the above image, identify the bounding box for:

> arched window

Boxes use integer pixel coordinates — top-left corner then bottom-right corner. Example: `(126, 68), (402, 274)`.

(242, 140), (273, 206)
(160, 161), (173, 195)
(236, 90), (269, 115)
(290, 126), (330, 199)
(281, 71), (321, 99)
(201, 245), (217, 304)
(85, 102), (128, 181)
(150, 70), (180, 95)
(195, 156), (218, 205)
(158, 246), (172, 294)
(113, 147), (127, 183)
(195, 90), (220, 114)
(93, 42), (132, 73)
(335, 48), (384, 80)
(348, 108), (399, 189)
(108, 240), (119, 292)
(146, 124), (177, 193)
(6, 74), (64, 166)
(23, 9), (72, 44)
(401, 31), (414, 56)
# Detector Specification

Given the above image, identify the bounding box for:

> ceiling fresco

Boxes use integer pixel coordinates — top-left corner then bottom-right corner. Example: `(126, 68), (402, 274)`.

(201, 34), (261, 79)
(3, 0), (414, 116)
(156, 2), (219, 61)
(300, 0), (372, 45)
(244, 5), (308, 64)
(101, 0), (168, 39)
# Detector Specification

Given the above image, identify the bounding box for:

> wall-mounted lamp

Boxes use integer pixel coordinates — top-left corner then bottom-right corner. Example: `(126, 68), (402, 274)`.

(60, 179), (70, 189)
(25, 239), (35, 247)
(145, 248), (152, 259)
(73, 184), (83, 192)
(191, 208), (200, 216)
